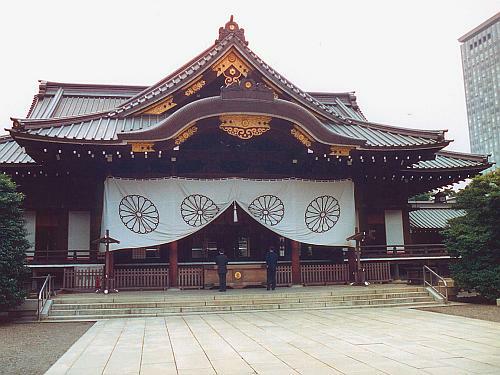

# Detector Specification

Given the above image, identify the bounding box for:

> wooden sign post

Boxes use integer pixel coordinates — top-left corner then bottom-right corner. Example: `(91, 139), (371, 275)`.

(94, 230), (120, 294)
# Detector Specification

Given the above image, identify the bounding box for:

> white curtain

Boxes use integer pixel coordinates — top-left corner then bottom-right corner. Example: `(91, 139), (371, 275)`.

(101, 177), (355, 251)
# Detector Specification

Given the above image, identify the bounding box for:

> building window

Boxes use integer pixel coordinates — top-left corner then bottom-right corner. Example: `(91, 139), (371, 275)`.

(237, 237), (250, 258)
(132, 248), (146, 259)
(145, 247), (160, 258)
(131, 247), (160, 259)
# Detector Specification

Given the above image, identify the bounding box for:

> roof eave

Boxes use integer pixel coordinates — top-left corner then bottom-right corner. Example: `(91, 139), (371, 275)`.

(347, 118), (447, 141)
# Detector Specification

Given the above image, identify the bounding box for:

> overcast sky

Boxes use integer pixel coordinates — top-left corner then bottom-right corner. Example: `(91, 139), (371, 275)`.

(1, 0), (498, 154)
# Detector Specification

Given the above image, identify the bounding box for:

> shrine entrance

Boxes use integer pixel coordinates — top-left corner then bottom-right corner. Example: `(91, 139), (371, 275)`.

(178, 203), (286, 264)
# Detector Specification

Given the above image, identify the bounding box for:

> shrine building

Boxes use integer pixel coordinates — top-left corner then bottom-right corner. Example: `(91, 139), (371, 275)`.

(0, 17), (491, 290)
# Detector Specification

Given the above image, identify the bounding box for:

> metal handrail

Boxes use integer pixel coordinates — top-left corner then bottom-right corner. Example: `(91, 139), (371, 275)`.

(423, 265), (448, 303)
(37, 275), (53, 321)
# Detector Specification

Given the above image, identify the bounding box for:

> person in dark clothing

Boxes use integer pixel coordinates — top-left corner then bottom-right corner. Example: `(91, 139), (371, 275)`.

(215, 249), (229, 292)
(265, 246), (279, 290)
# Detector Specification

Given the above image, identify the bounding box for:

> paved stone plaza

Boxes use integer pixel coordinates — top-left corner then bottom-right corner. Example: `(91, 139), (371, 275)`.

(46, 308), (500, 375)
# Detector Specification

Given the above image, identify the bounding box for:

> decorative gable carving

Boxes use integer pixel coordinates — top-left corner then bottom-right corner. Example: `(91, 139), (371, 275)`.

(219, 115), (271, 140)
(141, 96), (176, 115)
(212, 49), (251, 86)
(184, 79), (206, 96)
(291, 126), (313, 148)
(175, 125), (198, 145)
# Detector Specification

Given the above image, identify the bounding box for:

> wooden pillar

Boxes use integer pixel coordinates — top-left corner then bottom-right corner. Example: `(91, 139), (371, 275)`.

(291, 240), (301, 285)
(402, 207), (412, 245)
(169, 241), (179, 288)
(347, 248), (356, 282)
(104, 249), (112, 291)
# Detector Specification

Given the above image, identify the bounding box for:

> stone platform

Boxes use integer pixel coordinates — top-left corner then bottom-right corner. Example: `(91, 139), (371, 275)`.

(46, 284), (437, 321)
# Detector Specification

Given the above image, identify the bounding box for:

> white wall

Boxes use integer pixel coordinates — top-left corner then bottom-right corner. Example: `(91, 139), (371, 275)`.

(68, 211), (91, 257)
(23, 211), (36, 256)
(384, 209), (405, 246)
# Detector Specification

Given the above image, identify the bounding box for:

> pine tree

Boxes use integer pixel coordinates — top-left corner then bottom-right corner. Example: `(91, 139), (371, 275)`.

(0, 173), (30, 311)
(443, 170), (500, 302)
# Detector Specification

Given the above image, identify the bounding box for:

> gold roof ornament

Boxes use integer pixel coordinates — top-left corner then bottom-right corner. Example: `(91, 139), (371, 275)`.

(212, 49), (251, 86)
(130, 142), (155, 153)
(219, 115), (271, 140)
(330, 145), (353, 156)
(174, 125), (198, 145)
(290, 126), (313, 148)
(141, 96), (176, 115)
(184, 79), (206, 96)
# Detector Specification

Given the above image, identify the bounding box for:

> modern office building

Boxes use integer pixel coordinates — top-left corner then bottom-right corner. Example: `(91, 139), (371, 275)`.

(459, 12), (500, 171)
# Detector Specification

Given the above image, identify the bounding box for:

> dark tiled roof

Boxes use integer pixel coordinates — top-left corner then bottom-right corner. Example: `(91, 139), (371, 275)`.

(0, 137), (35, 164)
(410, 208), (465, 229)
(29, 95), (129, 119)
(25, 114), (168, 141)
(327, 122), (439, 147)
(308, 92), (366, 121)
(17, 114), (437, 148)
(27, 81), (145, 119)
(26, 81), (367, 122)
(409, 150), (488, 169)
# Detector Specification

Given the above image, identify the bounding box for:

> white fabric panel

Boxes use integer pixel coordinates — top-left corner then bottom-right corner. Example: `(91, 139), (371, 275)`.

(23, 211), (36, 254)
(68, 211), (91, 254)
(102, 177), (355, 251)
(384, 209), (405, 246)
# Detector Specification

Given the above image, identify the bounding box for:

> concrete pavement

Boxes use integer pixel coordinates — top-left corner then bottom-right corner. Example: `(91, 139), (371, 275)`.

(45, 307), (500, 374)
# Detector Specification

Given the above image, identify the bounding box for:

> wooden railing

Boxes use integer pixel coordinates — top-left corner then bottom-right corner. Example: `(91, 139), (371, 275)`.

(60, 261), (395, 291)
(301, 264), (349, 285)
(277, 265), (292, 286)
(63, 268), (103, 290)
(360, 244), (449, 259)
(114, 268), (169, 290)
(364, 262), (392, 283)
(178, 266), (203, 289)
(28, 249), (104, 264)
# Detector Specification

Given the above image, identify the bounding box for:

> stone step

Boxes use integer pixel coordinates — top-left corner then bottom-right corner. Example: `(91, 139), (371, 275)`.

(52, 287), (426, 305)
(51, 292), (431, 310)
(44, 300), (439, 321)
(49, 296), (434, 317)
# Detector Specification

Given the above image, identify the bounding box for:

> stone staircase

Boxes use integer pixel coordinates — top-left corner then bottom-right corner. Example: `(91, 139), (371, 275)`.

(44, 286), (438, 321)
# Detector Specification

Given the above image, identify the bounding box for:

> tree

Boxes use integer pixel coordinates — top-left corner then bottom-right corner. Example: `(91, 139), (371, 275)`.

(443, 170), (500, 302)
(0, 173), (30, 311)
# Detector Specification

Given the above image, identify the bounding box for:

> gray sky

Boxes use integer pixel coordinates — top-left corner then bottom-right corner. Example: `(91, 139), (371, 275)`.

(1, 0), (498, 154)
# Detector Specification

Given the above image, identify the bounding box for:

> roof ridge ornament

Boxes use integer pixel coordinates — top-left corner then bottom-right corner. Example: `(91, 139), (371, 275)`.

(216, 15), (248, 45)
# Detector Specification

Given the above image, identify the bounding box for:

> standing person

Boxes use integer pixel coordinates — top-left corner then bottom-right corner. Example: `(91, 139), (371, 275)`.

(265, 246), (279, 291)
(215, 249), (228, 292)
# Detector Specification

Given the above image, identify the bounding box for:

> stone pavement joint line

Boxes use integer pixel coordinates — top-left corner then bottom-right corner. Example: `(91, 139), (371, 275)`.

(45, 308), (500, 375)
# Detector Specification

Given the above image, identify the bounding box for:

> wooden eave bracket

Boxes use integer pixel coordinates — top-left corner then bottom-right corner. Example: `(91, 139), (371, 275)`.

(129, 142), (155, 153)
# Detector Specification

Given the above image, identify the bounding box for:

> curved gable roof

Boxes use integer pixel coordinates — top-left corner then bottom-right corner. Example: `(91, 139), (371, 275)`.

(10, 17), (449, 151)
